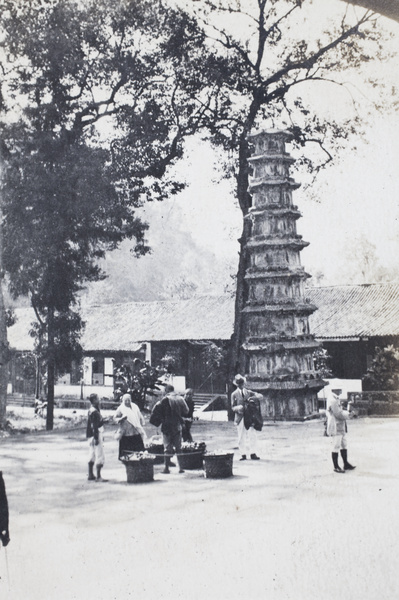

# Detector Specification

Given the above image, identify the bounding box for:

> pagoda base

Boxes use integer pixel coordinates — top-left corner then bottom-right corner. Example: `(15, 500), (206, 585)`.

(246, 379), (325, 420)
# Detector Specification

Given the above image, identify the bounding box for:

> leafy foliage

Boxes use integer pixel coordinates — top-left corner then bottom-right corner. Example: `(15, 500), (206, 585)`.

(202, 342), (227, 371)
(0, 0), (218, 427)
(158, 348), (185, 374)
(201, 341), (229, 389)
(14, 352), (37, 381)
(312, 347), (333, 379)
(363, 345), (399, 391)
(113, 359), (166, 411)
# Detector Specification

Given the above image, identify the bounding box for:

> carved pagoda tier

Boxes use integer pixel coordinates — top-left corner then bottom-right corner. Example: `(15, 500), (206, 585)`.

(242, 129), (325, 419)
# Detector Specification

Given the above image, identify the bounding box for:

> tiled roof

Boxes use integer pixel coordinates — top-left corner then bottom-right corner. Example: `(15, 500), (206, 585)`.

(308, 283), (399, 340)
(80, 295), (235, 352)
(7, 283), (399, 352)
(7, 295), (235, 352)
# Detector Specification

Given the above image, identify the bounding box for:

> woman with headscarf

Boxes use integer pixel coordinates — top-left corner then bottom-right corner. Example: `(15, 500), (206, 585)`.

(113, 393), (147, 460)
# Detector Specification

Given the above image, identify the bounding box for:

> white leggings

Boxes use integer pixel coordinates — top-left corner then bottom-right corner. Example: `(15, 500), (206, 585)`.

(88, 430), (105, 466)
(331, 433), (348, 452)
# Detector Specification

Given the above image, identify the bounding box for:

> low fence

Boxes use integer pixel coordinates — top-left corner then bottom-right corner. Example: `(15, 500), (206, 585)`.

(7, 394), (118, 411)
(348, 391), (399, 416)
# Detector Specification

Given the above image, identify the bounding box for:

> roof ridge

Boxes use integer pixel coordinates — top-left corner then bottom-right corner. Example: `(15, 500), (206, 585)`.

(307, 282), (399, 291)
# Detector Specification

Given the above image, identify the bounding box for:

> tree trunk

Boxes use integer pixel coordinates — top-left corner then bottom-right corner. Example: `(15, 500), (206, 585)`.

(227, 112), (257, 419)
(35, 355), (40, 400)
(0, 274), (8, 430)
(46, 306), (55, 431)
(0, 159), (8, 430)
(227, 218), (252, 420)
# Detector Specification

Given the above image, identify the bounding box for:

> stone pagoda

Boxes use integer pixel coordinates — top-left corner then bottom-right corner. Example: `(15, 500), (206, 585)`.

(241, 129), (325, 419)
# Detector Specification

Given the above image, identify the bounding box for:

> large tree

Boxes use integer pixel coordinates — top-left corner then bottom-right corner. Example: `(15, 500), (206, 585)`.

(175, 0), (394, 389)
(0, 149), (8, 428)
(0, 0), (220, 429)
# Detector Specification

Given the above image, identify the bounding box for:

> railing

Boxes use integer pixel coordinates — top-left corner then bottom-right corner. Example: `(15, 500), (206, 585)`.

(7, 394), (118, 411)
(193, 393), (227, 411)
(348, 391), (399, 416)
(194, 371), (226, 395)
(7, 394), (36, 408)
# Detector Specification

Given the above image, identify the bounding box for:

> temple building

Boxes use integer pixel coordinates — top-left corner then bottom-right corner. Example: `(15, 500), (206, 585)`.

(7, 283), (399, 415)
(241, 129), (325, 418)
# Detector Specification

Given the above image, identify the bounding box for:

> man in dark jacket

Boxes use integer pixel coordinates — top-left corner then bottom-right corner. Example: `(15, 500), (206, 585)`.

(159, 384), (188, 474)
(0, 471), (10, 547)
(182, 388), (195, 443)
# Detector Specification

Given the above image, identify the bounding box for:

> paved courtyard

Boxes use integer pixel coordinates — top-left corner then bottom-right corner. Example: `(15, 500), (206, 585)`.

(0, 415), (399, 600)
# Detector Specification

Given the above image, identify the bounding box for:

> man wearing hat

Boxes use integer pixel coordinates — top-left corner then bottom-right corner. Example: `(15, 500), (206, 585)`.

(326, 388), (356, 473)
(231, 374), (262, 460)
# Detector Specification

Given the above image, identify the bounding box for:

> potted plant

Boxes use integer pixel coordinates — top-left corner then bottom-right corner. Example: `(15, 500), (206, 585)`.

(145, 436), (164, 464)
(120, 451), (156, 483)
(178, 441), (207, 470)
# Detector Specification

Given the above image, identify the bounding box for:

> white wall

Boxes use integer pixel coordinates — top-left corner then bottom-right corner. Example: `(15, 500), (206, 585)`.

(83, 357), (93, 385)
(54, 384), (114, 400)
(158, 374), (186, 394)
(104, 357), (114, 386)
(318, 378), (362, 404)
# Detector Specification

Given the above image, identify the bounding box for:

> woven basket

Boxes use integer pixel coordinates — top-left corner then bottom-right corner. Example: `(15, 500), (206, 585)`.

(122, 458), (155, 483)
(178, 451), (205, 470)
(203, 453), (234, 479)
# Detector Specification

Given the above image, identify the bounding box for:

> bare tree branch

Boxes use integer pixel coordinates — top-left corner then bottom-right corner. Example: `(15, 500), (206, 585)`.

(260, 11), (375, 98)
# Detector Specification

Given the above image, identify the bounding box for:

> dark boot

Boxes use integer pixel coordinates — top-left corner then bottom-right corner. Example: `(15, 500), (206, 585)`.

(163, 456), (170, 474)
(250, 454), (260, 460)
(96, 464), (107, 482)
(88, 461), (95, 480)
(341, 449), (356, 470)
(332, 452), (345, 473)
(239, 455), (247, 461)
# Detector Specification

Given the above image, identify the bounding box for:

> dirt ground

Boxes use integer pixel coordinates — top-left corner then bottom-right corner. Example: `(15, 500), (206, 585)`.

(0, 414), (399, 600)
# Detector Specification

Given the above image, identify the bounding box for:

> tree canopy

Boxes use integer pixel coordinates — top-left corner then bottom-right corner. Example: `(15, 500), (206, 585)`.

(363, 345), (399, 391)
(0, 0), (222, 428)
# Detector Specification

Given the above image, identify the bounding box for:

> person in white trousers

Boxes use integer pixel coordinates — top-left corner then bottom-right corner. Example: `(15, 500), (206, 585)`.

(231, 374), (262, 460)
(327, 389), (356, 473)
